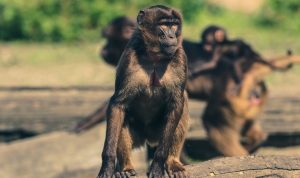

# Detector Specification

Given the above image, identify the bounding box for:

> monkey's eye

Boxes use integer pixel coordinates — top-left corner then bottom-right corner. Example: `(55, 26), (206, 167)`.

(171, 25), (178, 31)
(159, 25), (168, 31)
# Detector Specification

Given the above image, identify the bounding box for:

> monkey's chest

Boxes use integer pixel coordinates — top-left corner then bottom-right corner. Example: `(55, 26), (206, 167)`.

(134, 63), (179, 88)
(127, 65), (179, 124)
(129, 88), (167, 124)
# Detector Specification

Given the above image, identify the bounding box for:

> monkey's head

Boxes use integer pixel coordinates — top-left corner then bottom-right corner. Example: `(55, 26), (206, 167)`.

(101, 16), (136, 65)
(102, 16), (136, 41)
(137, 5), (183, 58)
(201, 25), (227, 51)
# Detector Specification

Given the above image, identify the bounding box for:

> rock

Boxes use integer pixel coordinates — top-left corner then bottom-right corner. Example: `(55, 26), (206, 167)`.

(0, 124), (147, 178)
(137, 155), (300, 178)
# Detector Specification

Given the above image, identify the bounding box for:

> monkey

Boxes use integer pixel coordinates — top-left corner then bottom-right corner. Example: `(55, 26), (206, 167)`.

(76, 21), (295, 160)
(190, 25), (291, 83)
(101, 16), (136, 66)
(74, 21), (215, 132)
(202, 51), (300, 156)
(75, 24), (285, 133)
(74, 35), (214, 133)
(97, 5), (189, 178)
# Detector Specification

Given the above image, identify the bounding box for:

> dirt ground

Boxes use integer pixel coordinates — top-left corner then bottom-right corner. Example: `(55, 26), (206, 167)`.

(0, 85), (299, 178)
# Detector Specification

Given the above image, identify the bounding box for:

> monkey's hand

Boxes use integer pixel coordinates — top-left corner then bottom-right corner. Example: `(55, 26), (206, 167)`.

(148, 162), (165, 178)
(271, 63), (293, 72)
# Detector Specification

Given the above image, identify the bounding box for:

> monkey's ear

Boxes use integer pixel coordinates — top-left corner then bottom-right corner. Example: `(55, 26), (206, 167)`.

(102, 25), (113, 38)
(137, 10), (145, 26)
(171, 9), (182, 23)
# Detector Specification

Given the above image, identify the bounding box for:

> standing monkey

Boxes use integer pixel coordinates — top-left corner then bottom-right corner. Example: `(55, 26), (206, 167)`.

(97, 5), (189, 178)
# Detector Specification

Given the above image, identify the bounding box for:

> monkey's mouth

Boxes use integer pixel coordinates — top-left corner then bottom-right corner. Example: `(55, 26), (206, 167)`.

(161, 45), (177, 56)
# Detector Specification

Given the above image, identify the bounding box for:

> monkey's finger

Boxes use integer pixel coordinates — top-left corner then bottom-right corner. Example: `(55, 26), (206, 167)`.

(174, 171), (185, 178)
(121, 172), (128, 178)
(182, 171), (190, 178)
(114, 172), (121, 178)
(126, 169), (136, 176)
(165, 169), (174, 178)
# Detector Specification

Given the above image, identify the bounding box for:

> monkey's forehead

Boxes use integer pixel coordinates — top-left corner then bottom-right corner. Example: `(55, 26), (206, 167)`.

(143, 11), (181, 25)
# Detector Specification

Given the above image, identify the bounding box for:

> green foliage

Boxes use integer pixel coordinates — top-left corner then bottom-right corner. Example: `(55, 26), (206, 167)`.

(0, 3), (24, 40)
(0, 0), (123, 41)
(3, 0), (298, 42)
(254, 0), (300, 31)
(0, 0), (219, 42)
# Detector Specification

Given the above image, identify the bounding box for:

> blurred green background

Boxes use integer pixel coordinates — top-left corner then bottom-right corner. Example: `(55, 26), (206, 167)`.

(1, 0), (300, 42)
(0, 0), (299, 87)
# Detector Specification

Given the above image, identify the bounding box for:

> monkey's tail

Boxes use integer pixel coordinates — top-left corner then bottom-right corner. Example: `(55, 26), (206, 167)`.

(73, 101), (108, 133)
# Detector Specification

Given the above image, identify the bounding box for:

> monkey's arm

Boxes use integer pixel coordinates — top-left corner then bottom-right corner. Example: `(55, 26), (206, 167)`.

(98, 98), (126, 177)
(243, 42), (292, 72)
(149, 92), (185, 173)
(98, 49), (136, 177)
(254, 56), (292, 71)
(189, 47), (222, 78)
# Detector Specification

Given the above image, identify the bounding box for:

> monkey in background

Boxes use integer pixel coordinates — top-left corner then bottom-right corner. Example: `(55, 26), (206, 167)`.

(203, 50), (299, 156)
(190, 25), (291, 82)
(101, 16), (136, 66)
(97, 5), (189, 178)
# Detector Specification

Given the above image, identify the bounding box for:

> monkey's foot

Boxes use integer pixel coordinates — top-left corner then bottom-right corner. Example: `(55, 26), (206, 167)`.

(166, 160), (189, 178)
(97, 170), (114, 178)
(97, 163), (115, 178)
(148, 162), (165, 178)
(114, 169), (136, 178)
(246, 131), (268, 153)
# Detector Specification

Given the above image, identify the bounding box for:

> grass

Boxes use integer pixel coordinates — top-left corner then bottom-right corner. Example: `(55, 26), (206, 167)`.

(0, 42), (116, 87)
(0, 10), (299, 88)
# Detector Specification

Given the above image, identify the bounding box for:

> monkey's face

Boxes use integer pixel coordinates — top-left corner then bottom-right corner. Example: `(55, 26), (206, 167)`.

(137, 5), (182, 57)
(156, 21), (179, 55)
(201, 25), (228, 51)
(214, 29), (227, 43)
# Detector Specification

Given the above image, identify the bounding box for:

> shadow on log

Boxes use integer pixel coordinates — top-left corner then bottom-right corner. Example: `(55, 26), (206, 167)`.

(137, 155), (300, 178)
(184, 132), (300, 160)
(0, 129), (37, 142)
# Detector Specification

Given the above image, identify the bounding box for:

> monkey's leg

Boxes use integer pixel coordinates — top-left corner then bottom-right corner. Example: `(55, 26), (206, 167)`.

(207, 126), (248, 156)
(97, 103), (125, 178)
(242, 120), (267, 153)
(74, 101), (108, 133)
(115, 126), (143, 178)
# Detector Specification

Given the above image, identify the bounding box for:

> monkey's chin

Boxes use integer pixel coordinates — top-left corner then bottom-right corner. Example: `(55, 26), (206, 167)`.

(162, 46), (177, 57)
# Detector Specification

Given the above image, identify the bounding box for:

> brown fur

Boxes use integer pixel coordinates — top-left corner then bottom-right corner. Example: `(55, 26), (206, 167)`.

(190, 25), (291, 84)
(203, 53), (300, 156)
(97, 6), (189, 178)
(77, 20), (296, 160)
